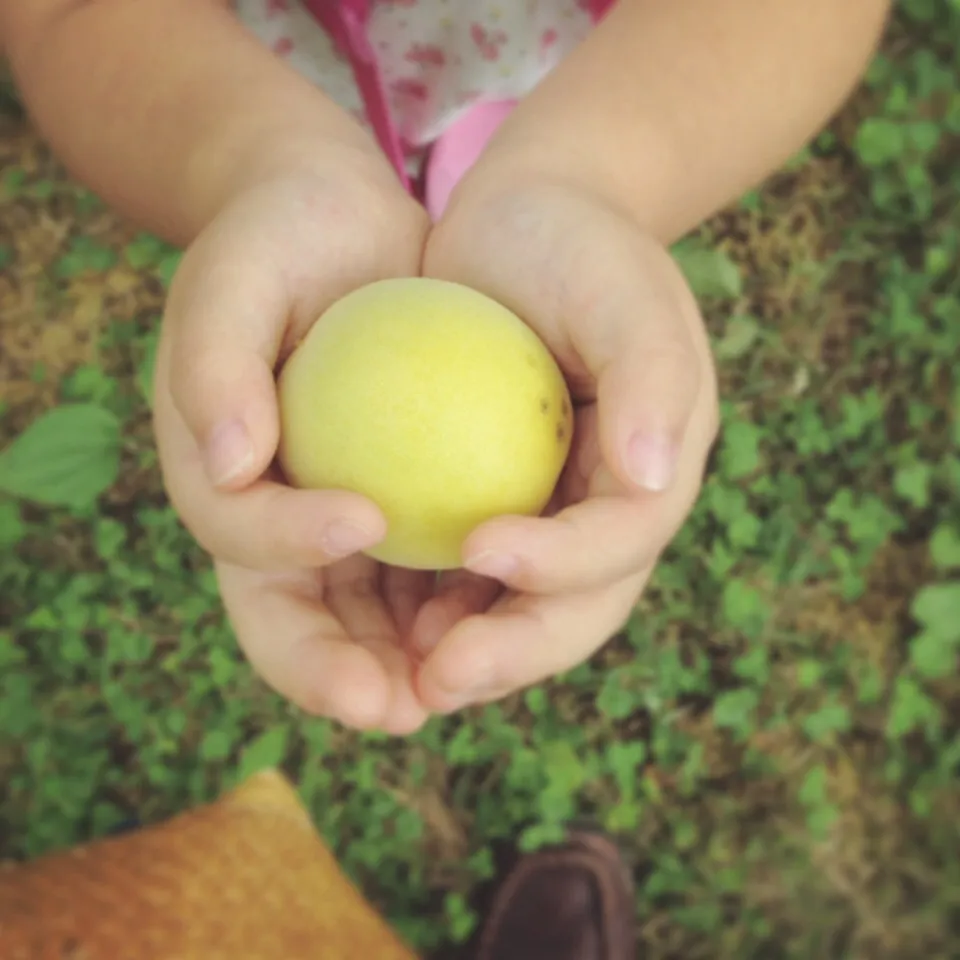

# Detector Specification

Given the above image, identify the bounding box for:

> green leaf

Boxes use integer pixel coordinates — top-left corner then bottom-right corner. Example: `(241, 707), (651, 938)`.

(2, 168), (26, 197)
(137, 329), (161, 409)
(855, 663), (885, 705)
(94, 518), (127, 560)
(238, 725), (290, 780)
(720, 420), (763, 479)
(606, 741), (646, 797)
(953, 382), (960, 448)
(797, 660), (824, 690)
(905, 119), (941, 154)
(443, 891), (478, 943)
(123, 233), (168, 270)
(672, 243), (743, 299)
(715, 315), (761, 360)
(597, 667), (641, 720)
(806, 803), (840, 841)
(157, 251), (183, 288)
(541, 741), (587, 795)
(911, 582), (960, 641)
(802, 701), (852, 742)
(712, 688), (759, 734)
(886, 675), (942, 740)
(721, 579), (772, 637)
(727, 511), (762, 549)
(854, 117), (905, 166)
(62, 365), (117, 405)
(0, 404), (122, 508)
(54, 236), (117, 278)
(893, 461), (931, 508)
(732, 645), (769, 684)
(0, 500), (25, 549)
(909, 630), (958, 680)
(901, 0), (938, 23)
(930, 525), (960, 570)
(798, 764), (828, 806)
(200, 728), (234, 762)
(523, 687), (548, 715)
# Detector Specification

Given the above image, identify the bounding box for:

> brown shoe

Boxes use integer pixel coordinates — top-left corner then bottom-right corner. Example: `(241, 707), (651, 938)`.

(474, 830), (636, 960)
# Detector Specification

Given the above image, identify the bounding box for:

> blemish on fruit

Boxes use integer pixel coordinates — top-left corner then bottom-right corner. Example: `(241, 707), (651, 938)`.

(556, 423), (566, 442)
(539, 398), (550, 414)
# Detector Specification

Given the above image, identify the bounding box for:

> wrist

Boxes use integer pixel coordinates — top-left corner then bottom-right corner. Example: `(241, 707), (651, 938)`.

(439, 137), (674, 247)
(442, 110), (683, 244)
(184, 111), (404, 236)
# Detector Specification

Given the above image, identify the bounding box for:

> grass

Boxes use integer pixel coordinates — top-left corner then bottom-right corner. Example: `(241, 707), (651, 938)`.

(1, 3), (959, 958)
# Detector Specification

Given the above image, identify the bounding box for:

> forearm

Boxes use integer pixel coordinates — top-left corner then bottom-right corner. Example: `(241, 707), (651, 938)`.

(468, 0), (891, 244)
(0, 0), (379, 244)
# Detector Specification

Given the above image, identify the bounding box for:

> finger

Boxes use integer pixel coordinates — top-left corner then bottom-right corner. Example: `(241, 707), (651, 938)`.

(462, 391), (718, 594)
(416, 570), (650, 713)
(409, 569), (502, 659)
(584, 241), (713, 495)
(463, 495), (651, 593)
(158, 222), (295, 493)
(382, 566), (438, 639)
(156, 405), (385, 569)
(324, 556), (429, 735)
(216, 561), (391, 730)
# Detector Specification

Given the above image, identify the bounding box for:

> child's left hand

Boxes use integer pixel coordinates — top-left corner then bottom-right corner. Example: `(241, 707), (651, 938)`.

(410, 180), (720, 713)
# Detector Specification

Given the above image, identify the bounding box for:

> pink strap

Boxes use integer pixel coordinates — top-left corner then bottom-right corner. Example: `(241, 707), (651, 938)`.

(300, 0), (410, 189)
(588, 0), (617, 19)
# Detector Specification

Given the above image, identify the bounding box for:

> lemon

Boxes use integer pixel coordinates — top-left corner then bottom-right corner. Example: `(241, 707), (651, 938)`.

(277, 277), (572, 569)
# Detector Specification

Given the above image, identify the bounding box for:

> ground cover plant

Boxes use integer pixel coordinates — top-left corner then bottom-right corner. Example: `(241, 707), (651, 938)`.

(1, 3), (958, 957)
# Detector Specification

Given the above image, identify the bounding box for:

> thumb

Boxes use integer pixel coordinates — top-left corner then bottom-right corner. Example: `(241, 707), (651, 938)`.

(595, 316), (702, 495)
(162, 243), (286, 491)
(585, 244), (709, 495)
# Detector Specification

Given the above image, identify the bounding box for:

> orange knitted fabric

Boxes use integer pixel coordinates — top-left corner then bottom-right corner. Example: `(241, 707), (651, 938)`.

(0, 769), (419, 960)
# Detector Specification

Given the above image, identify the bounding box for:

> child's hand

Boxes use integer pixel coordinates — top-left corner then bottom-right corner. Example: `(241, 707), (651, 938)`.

(152, 149), (434, 734)
(410, 181), (720, 712)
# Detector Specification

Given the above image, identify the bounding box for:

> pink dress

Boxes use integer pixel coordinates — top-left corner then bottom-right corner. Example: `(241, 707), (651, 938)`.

(234, 0), (615, 217)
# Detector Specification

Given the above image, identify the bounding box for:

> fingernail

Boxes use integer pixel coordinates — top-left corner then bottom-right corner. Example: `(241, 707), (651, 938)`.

(205, 419), (254, 487)
(626, 432), (678, 492)
(464, 551), (519, 581)
(322, 519), (380, 558)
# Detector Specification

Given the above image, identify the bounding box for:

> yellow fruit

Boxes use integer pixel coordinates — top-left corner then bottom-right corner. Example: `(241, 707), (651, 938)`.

(276, 277), (573, 570)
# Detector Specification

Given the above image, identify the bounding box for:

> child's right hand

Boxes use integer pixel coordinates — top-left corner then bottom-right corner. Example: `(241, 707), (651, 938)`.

(151, 146), (433, 734)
